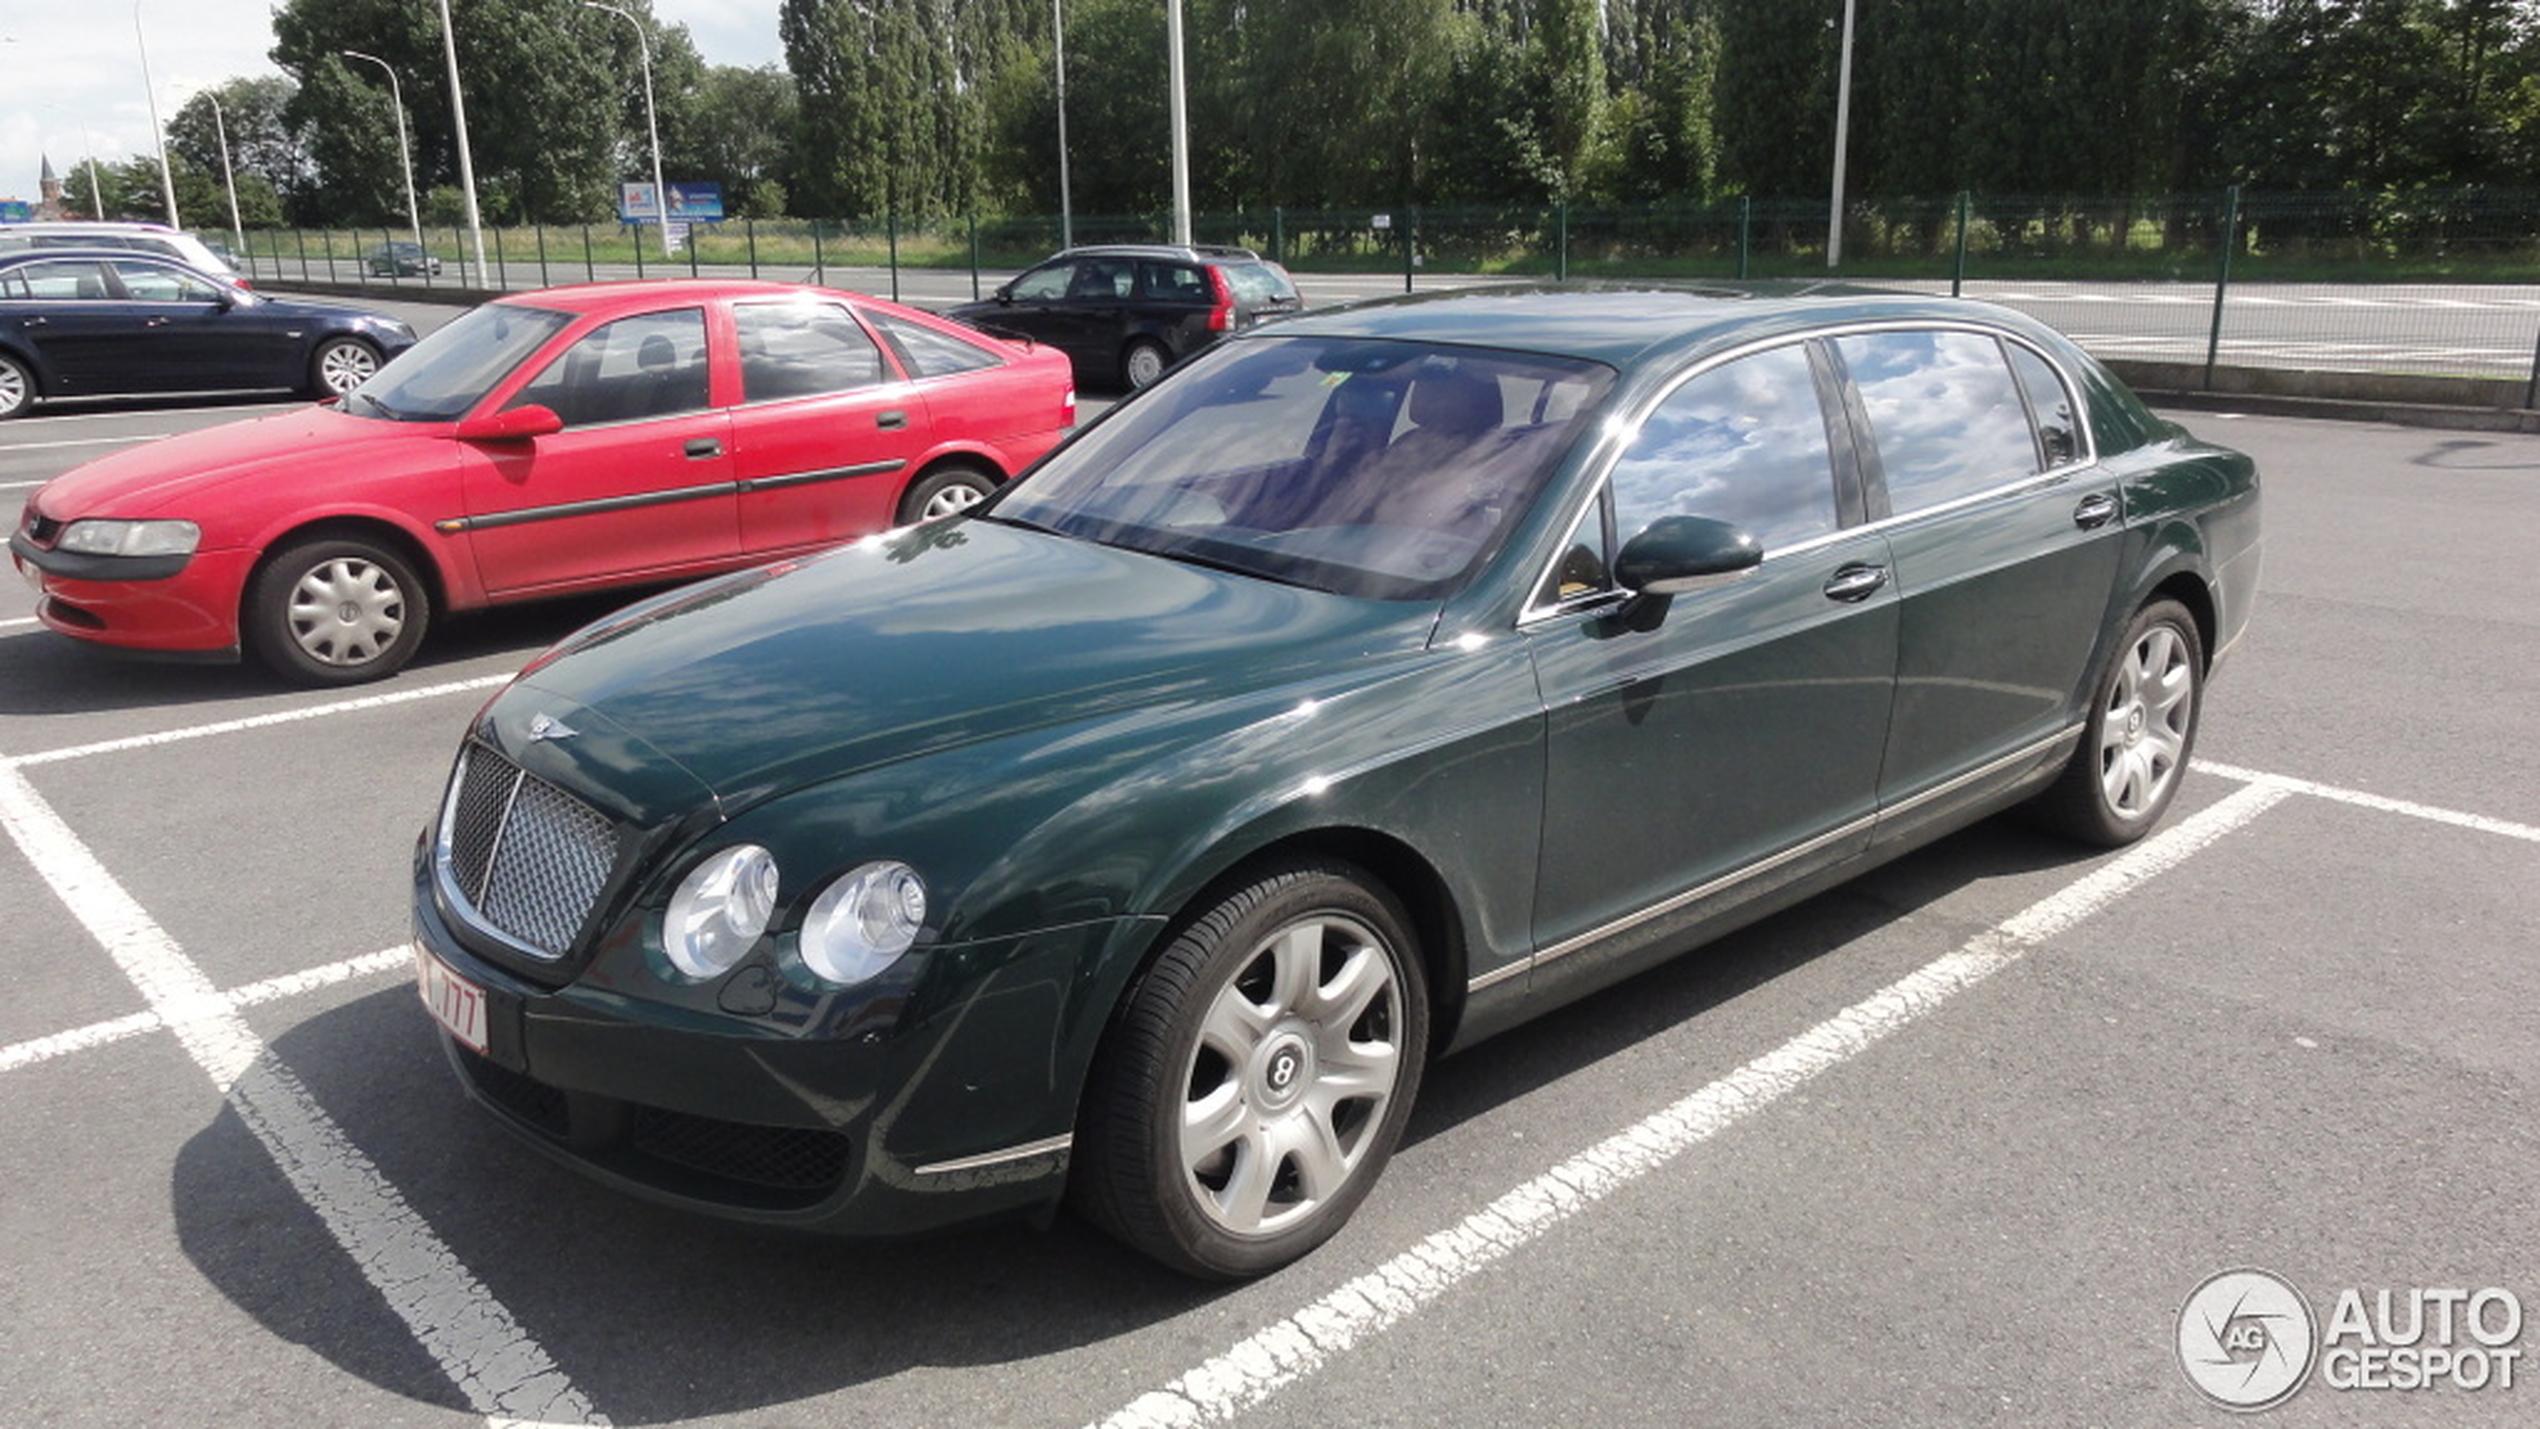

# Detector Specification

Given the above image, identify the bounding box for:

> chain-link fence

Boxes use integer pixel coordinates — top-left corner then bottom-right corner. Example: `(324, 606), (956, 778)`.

(233, 187), (2540, 392)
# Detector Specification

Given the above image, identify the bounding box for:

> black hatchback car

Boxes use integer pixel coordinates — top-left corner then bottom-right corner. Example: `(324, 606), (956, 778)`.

(948, 243), (1301, 391)
(0, 249), (417, 418)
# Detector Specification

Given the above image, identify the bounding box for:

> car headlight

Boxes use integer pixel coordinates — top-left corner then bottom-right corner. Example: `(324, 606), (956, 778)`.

(800, 861), (926, 985)
(662, 845), (779, 979)
(57, 519), (200, 558)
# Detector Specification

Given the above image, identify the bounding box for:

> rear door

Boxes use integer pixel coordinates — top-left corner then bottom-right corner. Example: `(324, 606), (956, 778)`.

(1830, 327), (2122, 834)
(729, 297), (932, 551)
(0, 258), (154, 393)
(459, 305), (739, 597)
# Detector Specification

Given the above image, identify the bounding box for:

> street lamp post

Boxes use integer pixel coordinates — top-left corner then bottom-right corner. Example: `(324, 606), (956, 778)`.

(342, 51), (424, 250)
(1054, 0), (1072, 249)
(42, 105), (108, 221)
(433, 0), (488, 280)
(1828, 0), (1858, 270)
(1166, 0), (1190, 246)
(585, 1), (672, 258)
(133, 0), (180, 227)
(202, 91), (244, 257)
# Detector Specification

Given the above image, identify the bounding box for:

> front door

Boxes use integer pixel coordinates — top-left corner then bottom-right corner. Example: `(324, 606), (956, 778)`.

(1529, 342), (1898, 981)
(459, 306), (739, 597)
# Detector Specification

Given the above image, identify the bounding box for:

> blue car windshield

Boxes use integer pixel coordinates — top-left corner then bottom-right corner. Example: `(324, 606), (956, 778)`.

(342, 301), (572, 422)
(989, 336), (1614, 601)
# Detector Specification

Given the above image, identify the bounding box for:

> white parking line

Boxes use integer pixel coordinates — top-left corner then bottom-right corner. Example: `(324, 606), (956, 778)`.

(0, 434), (168, 454)
(9, 674), (511, 767)
(1, 947), (408, 1074)
(0, 764), (605, 1428)
(1092, 781), (2291, 1429)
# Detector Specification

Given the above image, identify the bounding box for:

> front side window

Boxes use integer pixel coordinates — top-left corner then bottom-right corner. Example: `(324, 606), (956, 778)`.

(990, 336), (1614, 601)
(1009, 263), (1073, 302)
(109, 259), (224, 304)
(735, 301), (885, 402)
(347, 301), (572, 422)
(506, 308), (710, 427)
(1609, 343), (1841, 554)
(1836, 329), (2039, 514)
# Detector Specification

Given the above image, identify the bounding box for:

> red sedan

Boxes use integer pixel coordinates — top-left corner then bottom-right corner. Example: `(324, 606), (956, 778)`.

(10, 280), (1075, 683)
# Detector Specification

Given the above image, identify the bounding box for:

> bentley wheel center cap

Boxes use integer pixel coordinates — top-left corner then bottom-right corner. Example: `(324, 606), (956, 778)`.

(1253, 1028), (1316, 1111)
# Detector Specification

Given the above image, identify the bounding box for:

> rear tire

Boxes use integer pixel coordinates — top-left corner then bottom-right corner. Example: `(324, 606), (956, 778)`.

(246, 535), (430, 685)
(0, 352), (33, 419)
(1122, 338), (1170, 391)
(2030, 599), (2203, 847)
(1072, 858), (1428, 1279)
(896, 463), (997, 525)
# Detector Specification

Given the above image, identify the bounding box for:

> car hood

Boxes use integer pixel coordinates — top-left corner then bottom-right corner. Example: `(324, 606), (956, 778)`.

(494, 518), (1440, 817)
(31, 404), (431, 519)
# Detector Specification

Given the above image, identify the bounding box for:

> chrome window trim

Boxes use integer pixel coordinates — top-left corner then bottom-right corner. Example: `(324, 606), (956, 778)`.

(1517, 318), (2101, 626)
(1472, 723), (2080, 994)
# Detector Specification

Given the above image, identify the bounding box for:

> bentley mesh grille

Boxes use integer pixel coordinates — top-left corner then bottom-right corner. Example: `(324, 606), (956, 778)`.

(439, 742), (616, 960)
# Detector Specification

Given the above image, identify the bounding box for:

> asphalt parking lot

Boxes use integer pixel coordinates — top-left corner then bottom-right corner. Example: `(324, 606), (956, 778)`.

(4, 387), (2535, 1425)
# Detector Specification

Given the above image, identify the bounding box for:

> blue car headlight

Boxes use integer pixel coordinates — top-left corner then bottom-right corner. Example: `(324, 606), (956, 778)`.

(662, 845), (779, 979)
(799, 861), (926, 985)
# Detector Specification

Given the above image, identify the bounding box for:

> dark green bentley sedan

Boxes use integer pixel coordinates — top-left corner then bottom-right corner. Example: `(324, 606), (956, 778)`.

(411, 285), (2260, 1278)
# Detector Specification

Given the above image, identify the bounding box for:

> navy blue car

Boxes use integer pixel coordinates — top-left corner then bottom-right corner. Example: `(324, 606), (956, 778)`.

(0, 248), (417, 418)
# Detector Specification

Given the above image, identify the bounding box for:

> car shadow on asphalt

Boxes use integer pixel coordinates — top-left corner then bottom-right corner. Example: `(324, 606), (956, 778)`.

(162, 813), (2112, 1421)
(0, 591), (650, 723)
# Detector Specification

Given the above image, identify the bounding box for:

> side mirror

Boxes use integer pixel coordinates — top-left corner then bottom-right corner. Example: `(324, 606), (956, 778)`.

(455, 404), (563, 443)
(1609, 515), (1763, 631)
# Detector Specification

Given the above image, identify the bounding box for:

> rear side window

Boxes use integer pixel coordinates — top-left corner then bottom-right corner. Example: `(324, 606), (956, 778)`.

(1141, 262), (1209, 302)
(5, 259), (115, 300)
(735, 301), (885, 402)
(1836, 330), (2038, 514)
(868, 311), (1002, 377)
(2006, 342), (2083, 469)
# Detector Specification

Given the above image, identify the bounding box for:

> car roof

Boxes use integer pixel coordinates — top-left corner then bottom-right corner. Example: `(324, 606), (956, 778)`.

(1258, 281), (2076, 370)
(1051, 243), (1265, 264)
(0, 245), (232, 275)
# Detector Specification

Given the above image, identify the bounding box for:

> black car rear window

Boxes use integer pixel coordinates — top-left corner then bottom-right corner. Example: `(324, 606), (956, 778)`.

(1221, 263), (1297, 304)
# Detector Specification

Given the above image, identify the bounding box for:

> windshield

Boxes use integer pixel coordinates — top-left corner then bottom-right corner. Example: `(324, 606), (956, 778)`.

(989, 335), (1614, 601)
(342, 301), (573, 422)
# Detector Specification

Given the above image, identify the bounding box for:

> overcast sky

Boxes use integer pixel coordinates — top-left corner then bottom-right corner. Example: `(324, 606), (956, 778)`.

(0, 1), (788, 220)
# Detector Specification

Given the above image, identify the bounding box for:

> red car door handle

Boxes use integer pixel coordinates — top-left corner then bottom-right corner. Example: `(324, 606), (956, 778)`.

(876, 410), (908, 430)
(683, 438), (722, 459)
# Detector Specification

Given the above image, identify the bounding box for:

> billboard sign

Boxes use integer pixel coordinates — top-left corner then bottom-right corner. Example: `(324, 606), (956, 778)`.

(618, 182), (725, 224)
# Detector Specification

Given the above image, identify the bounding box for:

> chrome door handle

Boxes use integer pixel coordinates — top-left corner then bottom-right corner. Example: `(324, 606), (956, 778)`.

(1823, 563), (1889, 603)
(2073, 492), (2120, 529)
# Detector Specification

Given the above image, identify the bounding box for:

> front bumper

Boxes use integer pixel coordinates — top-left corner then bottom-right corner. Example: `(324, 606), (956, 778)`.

(10, 532), (250, 655)
(411, 847), (1138, 1238)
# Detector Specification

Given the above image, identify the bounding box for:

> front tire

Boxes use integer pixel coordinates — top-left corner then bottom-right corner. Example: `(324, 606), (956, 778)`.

(1073, 859), (1429, 1279)
(308, 337), (381, 398)
(0, 351), (34, 419)
(2032, 598), (2203, 846)
(895, 463), (997, 525)
(246, 536), (430, 685)
(1121, 338), (1170, 391)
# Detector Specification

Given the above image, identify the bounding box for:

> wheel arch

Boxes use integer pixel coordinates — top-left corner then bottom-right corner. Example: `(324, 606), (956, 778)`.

(1113, 824), (1472, 1059)
(239, 514), (453, 628)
